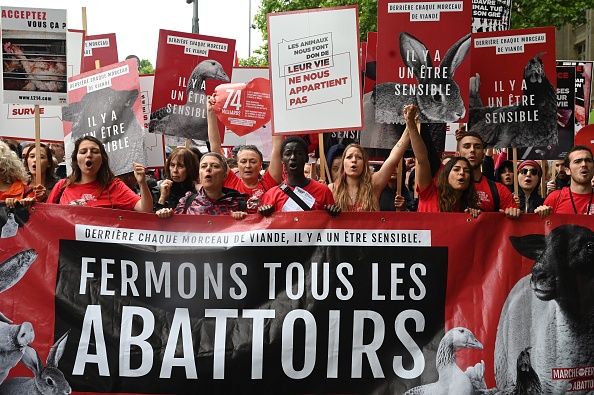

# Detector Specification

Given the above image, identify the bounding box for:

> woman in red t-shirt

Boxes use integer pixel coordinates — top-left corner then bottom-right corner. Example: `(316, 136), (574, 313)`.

(207, 95), (283, 213)
(47, 136), (153, 212)
(407, 105), (481, 216)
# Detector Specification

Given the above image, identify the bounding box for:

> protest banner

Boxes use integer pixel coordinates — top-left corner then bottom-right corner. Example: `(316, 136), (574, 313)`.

(267, 6), (363, 135)
(1, 6), (68, 106)
(82, 33), (118, 73)
(0, 30), (83, 142)
(373, 0), (472, 125)
(471, 0), (511, 32)
(468, 27), (557, 149)
(1, 204), (593, 394)
(62, 58), (147, 176)
(149, 30), (235, 142)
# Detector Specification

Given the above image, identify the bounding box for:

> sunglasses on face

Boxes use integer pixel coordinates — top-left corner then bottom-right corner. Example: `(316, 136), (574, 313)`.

(519, 168), (538, 176)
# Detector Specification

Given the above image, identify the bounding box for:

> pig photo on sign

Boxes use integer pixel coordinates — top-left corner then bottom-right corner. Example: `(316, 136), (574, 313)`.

(62, 88), (147, 176)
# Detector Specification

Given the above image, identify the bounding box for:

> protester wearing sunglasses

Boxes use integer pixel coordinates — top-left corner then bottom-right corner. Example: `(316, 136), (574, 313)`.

(513, 160), (544, 213)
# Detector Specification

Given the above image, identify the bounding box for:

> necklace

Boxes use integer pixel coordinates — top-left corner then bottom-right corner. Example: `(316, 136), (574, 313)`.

(348, 189), (358, 200)
(569, 188), (594, 215)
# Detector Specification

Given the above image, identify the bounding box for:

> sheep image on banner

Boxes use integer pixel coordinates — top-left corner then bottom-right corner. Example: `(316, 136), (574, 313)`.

(495, 224), (594, 394)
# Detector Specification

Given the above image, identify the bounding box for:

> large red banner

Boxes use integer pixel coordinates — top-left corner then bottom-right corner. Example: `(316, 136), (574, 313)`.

(1, 204), (593, 394)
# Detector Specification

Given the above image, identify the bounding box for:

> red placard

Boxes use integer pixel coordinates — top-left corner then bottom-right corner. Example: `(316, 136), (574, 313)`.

(469, 27), (557, 148)
(149, 30), (235, 142)
(375, 0), (472, 124)
(212, 78), (271, 137)
(82, 33), (118, 73)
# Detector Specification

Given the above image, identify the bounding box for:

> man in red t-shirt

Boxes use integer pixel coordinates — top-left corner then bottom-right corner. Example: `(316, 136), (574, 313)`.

(535, 145), (594, 217)
(457, 132), (520, 218)
(259, 136), (340, 216)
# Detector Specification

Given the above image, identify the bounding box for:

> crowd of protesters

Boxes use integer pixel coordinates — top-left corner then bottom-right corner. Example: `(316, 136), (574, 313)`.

(2, 104), (594, 220)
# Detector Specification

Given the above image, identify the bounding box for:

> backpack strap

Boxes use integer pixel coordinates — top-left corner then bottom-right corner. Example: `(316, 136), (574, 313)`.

(182, 193), (198, 214)
(279, 183), (311, 211)
(486, 178), (500, 212)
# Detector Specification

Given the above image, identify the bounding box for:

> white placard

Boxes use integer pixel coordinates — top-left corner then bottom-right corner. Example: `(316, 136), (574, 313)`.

(267, 6), (363, 134)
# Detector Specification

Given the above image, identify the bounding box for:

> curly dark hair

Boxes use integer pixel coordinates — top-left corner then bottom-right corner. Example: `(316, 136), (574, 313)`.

(436, 157), (479, 212)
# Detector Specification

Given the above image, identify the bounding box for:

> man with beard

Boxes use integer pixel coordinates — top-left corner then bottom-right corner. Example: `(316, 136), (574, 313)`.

(258, 136), (340, 217)
(456, 132), (520, 217)
(546, 159), (571, 195)
(535, 145), (594, 216)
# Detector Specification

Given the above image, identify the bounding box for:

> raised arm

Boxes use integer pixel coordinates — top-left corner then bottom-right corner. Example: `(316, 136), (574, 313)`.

(267, 134), (284, 184)
(207, 94), (224, 155)
(407, 105), (432, 192)
(371, 111), (412, 196)
(133, 162), (154, 212)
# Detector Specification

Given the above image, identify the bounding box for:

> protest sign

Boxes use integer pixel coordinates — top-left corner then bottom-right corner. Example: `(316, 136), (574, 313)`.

(149, 30), (235, 142)
(0, 30), (83, 142)
(1, 205), (594, 394)
(468, 27), (557, 149)
(374, 0), (472, 125)
(62, 59), (147, 176)
(212, 78), (271, 137)
(471, 0), (511, 32)
(558, 60), (593, 131)
(268, 6), (363, 135)
(82, 33), (118, 73)
(1, 6), (68, 106)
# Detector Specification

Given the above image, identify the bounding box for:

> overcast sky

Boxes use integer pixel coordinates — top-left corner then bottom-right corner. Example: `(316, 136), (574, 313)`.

(6, 0), (265, 64)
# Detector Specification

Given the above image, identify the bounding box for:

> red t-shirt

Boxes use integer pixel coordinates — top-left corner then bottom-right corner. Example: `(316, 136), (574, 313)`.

(224, 170), (278, 213)
(475, 176), (518, 212)
(47, 178), (140, 210)
(543, 187), (594, 215)
(416, 182), (461, 213)
(417, 182), (439, 212)
(262, 180), (334, 212)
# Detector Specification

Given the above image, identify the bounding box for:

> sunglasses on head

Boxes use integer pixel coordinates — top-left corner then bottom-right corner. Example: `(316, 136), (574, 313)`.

(519, 168), (538, 176)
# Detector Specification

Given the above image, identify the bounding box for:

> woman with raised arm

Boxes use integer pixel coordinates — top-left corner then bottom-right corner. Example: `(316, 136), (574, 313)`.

(408, 105), (481, 217)
(329, 112), (411, 212)
(47, 136), (153, 212)
(207, 94), (283, 213)
(22, 143), (58, 202)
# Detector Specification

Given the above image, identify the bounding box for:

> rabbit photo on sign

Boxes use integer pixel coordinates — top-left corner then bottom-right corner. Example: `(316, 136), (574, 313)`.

(372, 32), (471, 125)
(0, 331), (71, 395)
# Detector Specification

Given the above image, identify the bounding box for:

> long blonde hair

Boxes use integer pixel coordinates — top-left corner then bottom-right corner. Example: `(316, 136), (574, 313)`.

(332, 144), (378, 211)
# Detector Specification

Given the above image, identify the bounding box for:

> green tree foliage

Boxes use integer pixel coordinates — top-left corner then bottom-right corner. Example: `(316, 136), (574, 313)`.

(139, 59), (155, 75)
(250, 0), (594, 66)
(510, 0), (594, 29)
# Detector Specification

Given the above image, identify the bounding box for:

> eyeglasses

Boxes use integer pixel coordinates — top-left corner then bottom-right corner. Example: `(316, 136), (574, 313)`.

(519, 168), (539, 176)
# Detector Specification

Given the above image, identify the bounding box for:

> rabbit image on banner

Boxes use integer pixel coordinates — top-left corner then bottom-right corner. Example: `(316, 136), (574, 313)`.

(0, 331), (71, 395)
(372, 32), (471, 125)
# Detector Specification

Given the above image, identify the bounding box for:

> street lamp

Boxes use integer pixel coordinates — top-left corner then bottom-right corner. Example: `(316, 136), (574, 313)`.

(186, 0), (199, 34)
